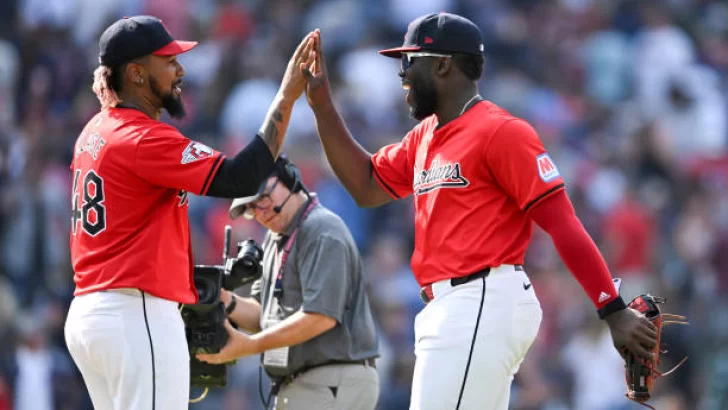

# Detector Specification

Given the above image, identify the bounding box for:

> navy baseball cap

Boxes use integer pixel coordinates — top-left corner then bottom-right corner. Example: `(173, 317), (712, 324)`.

(379, 13), (484, 58)
(99, 15), (197, 67)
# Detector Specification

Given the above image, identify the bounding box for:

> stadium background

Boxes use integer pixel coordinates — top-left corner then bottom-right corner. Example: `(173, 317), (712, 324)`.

(0, 0), (727, 409)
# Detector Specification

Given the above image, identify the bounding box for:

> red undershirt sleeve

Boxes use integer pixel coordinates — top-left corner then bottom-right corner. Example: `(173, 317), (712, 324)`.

(529, 189), (626, 315)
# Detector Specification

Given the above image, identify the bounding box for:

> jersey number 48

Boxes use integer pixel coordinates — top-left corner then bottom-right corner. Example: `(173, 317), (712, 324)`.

(72, 169), (107, 236)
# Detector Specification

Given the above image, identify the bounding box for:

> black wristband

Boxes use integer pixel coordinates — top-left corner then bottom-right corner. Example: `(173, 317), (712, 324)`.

(597, 295), (627, 320)
(225, 294), (237, 315)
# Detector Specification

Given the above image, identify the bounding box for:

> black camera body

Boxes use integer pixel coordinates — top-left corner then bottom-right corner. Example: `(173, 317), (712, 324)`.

(182, 227), (263, 388)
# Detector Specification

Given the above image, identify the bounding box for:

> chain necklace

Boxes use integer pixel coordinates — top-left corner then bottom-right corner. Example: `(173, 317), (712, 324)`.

(459, 94), (482, 116)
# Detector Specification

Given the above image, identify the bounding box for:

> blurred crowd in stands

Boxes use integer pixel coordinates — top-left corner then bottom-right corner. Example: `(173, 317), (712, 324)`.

(1, 0), (727, 409)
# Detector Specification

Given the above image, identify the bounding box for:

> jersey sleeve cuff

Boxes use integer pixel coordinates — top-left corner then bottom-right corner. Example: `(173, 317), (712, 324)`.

(523, 183), (565, 212)
(370, 159), (401, 199)
(199, 153), (225, 195)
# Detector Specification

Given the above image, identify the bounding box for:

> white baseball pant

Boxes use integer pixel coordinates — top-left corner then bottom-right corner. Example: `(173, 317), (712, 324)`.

(410, 264), (542, 410)
(65, 288), (190, 410)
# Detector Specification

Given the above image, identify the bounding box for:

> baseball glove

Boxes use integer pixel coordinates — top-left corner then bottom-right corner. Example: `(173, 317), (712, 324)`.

(623, 294), (689, 409)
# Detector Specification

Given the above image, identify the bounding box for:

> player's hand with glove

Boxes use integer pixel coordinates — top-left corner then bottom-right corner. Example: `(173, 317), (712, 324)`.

(617, 295), (688, 409)
(195, 319), (260, 364)
(604, 305), (659, 361)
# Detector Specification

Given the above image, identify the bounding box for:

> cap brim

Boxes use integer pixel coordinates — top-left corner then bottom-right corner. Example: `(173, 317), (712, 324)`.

(377, 46), (422, 58)
(229, 195), (259, 220)
(153, 40), (198, 56)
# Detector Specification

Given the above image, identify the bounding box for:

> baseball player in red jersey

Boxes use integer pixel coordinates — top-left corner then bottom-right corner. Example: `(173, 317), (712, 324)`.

(64, 16), (315, 410)
(302, 13), (659, 410)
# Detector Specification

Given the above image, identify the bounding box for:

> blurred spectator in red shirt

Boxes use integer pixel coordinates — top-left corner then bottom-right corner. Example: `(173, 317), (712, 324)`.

(602, 188), (657, 298)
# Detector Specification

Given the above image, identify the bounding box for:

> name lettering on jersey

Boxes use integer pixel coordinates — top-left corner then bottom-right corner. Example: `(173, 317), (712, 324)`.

(182, 141), (213, 164)
(75, 131), (106, 160)
(536, 153), (560, 182)
(178, 190), (189, 206)
(412, 159), (469, 195)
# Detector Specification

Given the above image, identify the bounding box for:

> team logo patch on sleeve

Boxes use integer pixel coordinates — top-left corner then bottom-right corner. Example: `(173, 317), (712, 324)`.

(536, 153), (560, 182)
(182, 142), (214, 164)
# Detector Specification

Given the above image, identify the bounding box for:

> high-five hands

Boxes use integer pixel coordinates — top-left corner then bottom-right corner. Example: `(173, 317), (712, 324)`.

(279, 31), (317, 102)
(302, 29), (332, 107)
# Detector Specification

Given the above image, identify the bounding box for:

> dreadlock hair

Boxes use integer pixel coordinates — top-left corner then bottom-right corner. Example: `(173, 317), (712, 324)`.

(92, 65), (122, 108)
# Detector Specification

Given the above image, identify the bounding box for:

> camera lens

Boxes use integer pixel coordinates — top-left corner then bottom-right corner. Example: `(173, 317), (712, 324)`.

(195, 277), (216, 304)
(226, 239), (263, 288)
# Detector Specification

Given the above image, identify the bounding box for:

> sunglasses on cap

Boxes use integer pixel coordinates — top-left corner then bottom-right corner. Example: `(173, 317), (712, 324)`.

(401, 51), (452, 72)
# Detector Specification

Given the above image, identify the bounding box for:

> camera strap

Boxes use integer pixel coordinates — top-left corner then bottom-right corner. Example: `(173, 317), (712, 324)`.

(272, 197), (318, 298)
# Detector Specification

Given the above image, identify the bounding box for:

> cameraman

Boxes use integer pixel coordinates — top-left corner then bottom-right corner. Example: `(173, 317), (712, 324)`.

(196, 156), (380, 410)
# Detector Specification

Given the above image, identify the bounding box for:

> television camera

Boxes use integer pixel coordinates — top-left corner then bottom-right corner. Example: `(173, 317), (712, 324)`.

(182, 226), (263, 388)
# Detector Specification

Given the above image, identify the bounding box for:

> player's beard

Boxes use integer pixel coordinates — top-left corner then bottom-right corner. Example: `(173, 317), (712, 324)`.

(150, 76), (186, 119)
(409, 76), (438, 121)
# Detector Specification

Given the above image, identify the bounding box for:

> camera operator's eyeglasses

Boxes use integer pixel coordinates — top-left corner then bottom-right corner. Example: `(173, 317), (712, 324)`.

(242, 178), (280, 220)
(401, 52), (452, 72)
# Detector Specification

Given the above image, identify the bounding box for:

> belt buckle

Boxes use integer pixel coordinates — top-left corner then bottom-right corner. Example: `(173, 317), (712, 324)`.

(419, 285), (434, 304)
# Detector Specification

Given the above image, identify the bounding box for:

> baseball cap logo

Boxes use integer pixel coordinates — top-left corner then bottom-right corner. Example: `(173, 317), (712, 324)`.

(424, 36), (434, 44)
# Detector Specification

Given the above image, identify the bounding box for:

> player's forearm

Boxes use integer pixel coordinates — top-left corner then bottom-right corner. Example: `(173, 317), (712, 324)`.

(250, 310), (336, 353)
(530, 190), (623, 311)
(310, 99), (382, 206)
(259, 93), (296, 159)
(227, 294), (262, 333)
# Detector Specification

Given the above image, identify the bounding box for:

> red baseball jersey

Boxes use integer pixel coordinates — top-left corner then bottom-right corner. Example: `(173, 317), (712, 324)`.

(70, 108), (224, 304)
(372, 101), (565, 286)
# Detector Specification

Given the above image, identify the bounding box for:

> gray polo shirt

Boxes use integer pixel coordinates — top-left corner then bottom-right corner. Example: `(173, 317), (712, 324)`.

(251, 197), (379, 378)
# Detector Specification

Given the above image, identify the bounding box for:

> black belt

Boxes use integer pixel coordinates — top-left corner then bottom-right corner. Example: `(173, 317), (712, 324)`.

(420, 265), (524, 304)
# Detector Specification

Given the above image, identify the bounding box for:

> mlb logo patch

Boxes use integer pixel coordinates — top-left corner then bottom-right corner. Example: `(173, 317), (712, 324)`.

(182, 142), (213, 164)
(536, 153), (560, 182)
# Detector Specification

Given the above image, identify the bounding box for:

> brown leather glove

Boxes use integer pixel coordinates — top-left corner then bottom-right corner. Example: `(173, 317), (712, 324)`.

(623, 294), (689, 409)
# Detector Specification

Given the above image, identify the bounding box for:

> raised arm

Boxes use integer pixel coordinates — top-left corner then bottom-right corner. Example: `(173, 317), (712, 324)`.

(303, 30), (393, 208)
(205, 33), (315, 198)
(259, 33), (314, 158)
(259, 33), (315, 158)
